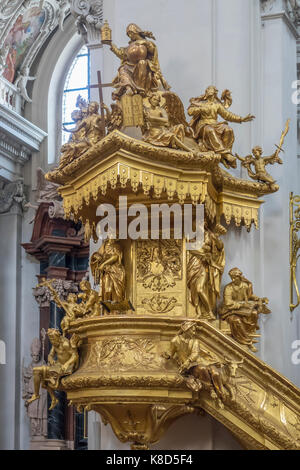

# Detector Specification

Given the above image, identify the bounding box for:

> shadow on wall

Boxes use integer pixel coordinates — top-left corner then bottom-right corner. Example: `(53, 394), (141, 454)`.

(151, 413), (243, 450)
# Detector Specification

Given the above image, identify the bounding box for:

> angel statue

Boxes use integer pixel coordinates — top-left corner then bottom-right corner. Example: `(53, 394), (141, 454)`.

(142, 92), (193, 151)
(27, 329), (82, 411)
(188, 86), (255, 169)
(90, 238), (126, 304)
(235, 119), (290, 190)
(38, 278), (83, 336)
(101, 22), (170, 99)
(101, 102), (123, 133)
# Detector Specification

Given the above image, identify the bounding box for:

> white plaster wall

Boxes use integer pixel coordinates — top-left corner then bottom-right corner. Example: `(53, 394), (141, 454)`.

(259, 14), (300, 385)
(97, 413), (242, 451)
(0, 210), (22, 449)
(19, 208), (40, 450)
(0, 205), (40, 450)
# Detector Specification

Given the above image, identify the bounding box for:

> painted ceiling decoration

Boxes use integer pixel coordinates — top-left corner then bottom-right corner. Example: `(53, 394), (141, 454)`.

(0, 0), (70, 101)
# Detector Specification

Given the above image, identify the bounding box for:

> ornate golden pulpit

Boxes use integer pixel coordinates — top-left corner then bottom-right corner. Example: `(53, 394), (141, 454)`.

(28, 21), (300, 450)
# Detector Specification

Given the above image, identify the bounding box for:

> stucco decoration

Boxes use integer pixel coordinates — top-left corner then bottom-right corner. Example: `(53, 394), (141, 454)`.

(0, 179), (27, 214)
(33, 279), (79, 307)
(261, 0), (300, 25)
(69, 0), (103, 44)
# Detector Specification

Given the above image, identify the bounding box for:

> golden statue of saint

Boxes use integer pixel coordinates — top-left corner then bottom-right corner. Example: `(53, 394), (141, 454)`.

(166, 321), (231, 408)
(27, 329), (82, 410)
(188, 86), (255, 168)
(219, 268), (271, 352)
(106, 23), (170, 99)
(59, 102), (105, 169)
(90, 239), (126, 303)
(187, 224), (226, 320)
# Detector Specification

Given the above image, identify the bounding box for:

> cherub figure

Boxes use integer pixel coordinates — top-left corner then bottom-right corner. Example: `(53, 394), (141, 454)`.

(27, 329), (82, 411)
(38, 279), (82, 335)
(236, 146), (281, 189)
(78, 280), (101, 317)
(235, 119), (290, 190)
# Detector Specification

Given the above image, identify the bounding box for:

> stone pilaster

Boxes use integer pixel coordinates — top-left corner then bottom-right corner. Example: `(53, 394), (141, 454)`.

(261, 0), (299, 36)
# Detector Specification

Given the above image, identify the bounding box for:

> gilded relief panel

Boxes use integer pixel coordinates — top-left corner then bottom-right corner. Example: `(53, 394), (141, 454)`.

(134, 239), (186, 317)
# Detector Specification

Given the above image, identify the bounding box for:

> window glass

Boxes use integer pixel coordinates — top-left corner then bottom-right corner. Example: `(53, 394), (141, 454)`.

(62, 46), (90, 145)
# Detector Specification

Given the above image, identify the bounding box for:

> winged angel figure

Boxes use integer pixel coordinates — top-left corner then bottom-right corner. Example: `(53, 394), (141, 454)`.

(188, 86), (255, 168)
(142, 91), (196, 152)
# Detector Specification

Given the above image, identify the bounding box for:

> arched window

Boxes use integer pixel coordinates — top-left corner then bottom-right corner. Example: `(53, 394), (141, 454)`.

(62, 45), (90, 144)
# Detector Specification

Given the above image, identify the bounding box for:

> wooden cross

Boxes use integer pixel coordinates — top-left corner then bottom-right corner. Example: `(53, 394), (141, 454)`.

(89, 70), (113, 135)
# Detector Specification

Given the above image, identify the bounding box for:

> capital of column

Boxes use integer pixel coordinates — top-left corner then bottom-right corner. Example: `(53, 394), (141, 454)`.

(69, 0), (103, 46)
(261, 0), (300, 36)
(33, 279), (79, 308)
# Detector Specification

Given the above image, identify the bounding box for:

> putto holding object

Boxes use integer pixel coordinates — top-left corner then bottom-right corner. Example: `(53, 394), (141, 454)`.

(235, 119), (290, 190)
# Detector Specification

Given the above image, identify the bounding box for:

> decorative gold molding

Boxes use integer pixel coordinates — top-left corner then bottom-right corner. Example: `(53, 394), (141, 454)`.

(59, 316), (300, 450)
(290, 193), (300, 313)
(45, 132), (271, 236)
